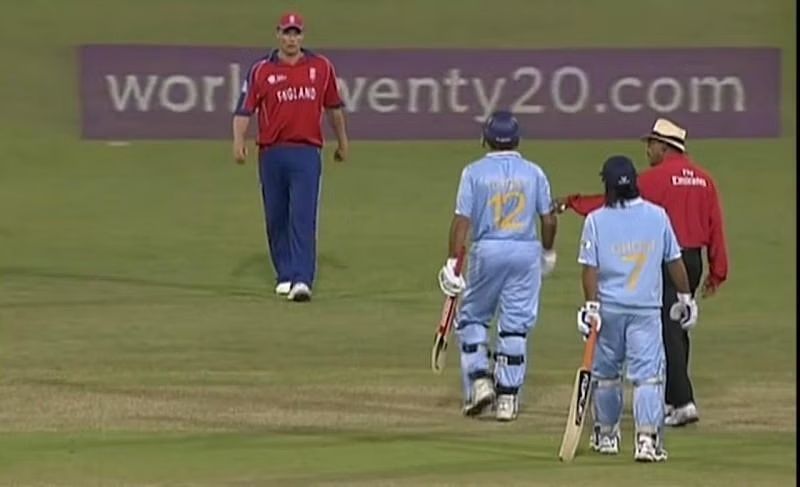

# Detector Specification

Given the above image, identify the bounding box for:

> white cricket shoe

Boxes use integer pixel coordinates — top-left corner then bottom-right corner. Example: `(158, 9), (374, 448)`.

(275, 282), (292, 296)
(591, 426), (620, 455)
(665, 402), (699, 427)
(634, 433), (668, 463)
(462, 377), (495, 417)
(495, 394), (519, 422)
(287, 283), (312, 302)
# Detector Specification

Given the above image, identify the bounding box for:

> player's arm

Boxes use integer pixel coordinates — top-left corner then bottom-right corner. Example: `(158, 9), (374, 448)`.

(666, 259), (691, 295)
(540, 213), (557, 251)
(577, 215), (601, 337)
(663, 212), (691, 294)
(666, 257), (697, 330)
(662, 215), (698, 330)
(323, 61), (350, 161)
(703, 179), (728, 297)
(535, 172), (558, 274)
(438, 213), (469, 297)
(578, 217), (599, 301)
(232, 61), (264, 164)
(438, 169), (472, 296)
(326, 108), (349, 161)
(448, 214), (470, 258)
(536, 173), (558, 251)
(232, 116), (251, 162)
(581, 265), (599, 302)
(663, 213), (698, 329)
(449, 168), (472, 258)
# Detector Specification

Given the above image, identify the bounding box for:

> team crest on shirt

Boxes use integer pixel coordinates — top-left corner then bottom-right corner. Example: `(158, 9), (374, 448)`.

(267, 74), (288, 85)
(309, 67), (316, 82)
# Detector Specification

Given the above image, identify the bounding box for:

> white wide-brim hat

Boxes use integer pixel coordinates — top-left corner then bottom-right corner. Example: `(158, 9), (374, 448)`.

(641, 118), (687, 152)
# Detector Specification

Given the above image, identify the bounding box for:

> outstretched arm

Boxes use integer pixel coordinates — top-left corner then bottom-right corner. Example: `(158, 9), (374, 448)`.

(555, 194), (604, 216)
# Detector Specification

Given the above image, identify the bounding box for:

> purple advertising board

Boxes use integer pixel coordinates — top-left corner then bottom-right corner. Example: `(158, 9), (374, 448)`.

(78, 45), (781, 140)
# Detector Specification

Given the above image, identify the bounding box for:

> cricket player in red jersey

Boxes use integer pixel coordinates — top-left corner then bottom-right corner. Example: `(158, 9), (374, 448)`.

(555, 118), (729, 427)
(232, 12), (349, 302)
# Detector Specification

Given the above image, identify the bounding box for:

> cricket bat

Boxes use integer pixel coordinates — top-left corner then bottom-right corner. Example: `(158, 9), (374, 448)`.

(430, 246), (466, 374)
(558, 316), (600, 462)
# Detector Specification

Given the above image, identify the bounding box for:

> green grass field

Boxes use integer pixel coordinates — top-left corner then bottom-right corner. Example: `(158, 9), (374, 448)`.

(0, 0), (796, 485)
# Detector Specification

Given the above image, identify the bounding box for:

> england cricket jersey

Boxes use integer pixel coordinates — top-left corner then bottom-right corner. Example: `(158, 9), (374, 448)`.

(234, 48), (343, 148)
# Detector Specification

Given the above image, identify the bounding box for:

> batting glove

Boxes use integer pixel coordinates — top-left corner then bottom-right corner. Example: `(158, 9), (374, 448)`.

(438, 258), (466, 297)
(542, 249), (557, 277)
(669, 293), (699, 330)
(577, 301), (601, 340)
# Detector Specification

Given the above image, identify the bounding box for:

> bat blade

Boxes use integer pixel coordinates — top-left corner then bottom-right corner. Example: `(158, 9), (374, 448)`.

(431, 294), (458, 374)
(558, 368), (593, 462)
(430, 333), (447, 373)
(558, 316), (600, 462)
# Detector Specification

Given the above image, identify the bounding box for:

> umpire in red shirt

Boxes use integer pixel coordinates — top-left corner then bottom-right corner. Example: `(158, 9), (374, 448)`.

(556, 118), (729, 427)
(232, 12), (349, 302)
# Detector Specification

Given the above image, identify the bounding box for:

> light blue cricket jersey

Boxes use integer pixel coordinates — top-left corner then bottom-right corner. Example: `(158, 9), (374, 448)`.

(578, 198), (682, 310)
(455, 151), (553, 243)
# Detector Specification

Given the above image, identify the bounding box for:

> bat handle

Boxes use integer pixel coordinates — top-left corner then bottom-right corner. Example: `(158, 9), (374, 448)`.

(580, 317), (600, 369)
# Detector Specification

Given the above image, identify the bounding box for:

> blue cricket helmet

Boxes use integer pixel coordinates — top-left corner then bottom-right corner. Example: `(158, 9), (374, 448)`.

(483, 110), (520, 146)
(601, 155), (638, 188)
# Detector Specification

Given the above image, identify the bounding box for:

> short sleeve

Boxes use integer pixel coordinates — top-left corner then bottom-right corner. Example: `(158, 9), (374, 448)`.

(455, 168), (473, 218)
(577, 214), (599, 267)
(323, 61), (343, 109)
(536, 170), (554, 216)
(234, 60), (266, 116)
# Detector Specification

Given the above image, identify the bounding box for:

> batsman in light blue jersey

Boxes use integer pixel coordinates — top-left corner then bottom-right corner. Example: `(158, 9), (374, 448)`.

(437, 111), (558, 422)
(576, 155), (698, 462)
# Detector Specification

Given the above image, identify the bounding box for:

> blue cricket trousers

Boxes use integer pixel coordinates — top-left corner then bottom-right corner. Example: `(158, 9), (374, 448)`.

(258, 145), (322, 288)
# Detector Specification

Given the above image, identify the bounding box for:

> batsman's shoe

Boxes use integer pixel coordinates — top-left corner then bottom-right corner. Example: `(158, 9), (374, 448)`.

(287, 283), (312, 302)
(634, 433), (668, 463)
(275, 282), (292, 296)
(591, 426), (620, 455)
(495, 394), (519, 422)
(462, 377), (495, 417)
(665, 402), (699, 427)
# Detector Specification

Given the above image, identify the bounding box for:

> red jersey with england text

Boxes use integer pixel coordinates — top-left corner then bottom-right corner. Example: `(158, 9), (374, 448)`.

(235, 49), (343, 148)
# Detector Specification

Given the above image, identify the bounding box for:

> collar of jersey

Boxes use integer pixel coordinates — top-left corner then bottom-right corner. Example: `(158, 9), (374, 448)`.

(485, 151), (521, 158)
(268, 48), (315, 64)
(625, 197), (645, 206)
(661, 152), (688, 166)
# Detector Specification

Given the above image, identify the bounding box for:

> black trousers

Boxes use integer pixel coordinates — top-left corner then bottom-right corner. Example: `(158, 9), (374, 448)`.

(661, 248), (703, 408)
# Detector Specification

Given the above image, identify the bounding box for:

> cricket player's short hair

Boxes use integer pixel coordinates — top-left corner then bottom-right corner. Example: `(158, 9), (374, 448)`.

(483, 110), (520, 150)
(600, 155), (640, 207)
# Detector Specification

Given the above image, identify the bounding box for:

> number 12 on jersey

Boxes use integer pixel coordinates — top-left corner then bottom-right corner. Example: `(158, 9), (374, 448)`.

(489, 191), (526, 231)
